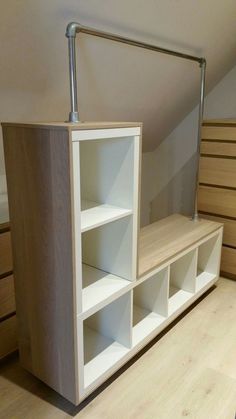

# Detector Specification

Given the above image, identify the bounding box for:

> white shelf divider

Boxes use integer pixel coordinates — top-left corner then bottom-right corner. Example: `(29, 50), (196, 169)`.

(196, 233), (222, 292)
(132, 268), (169, 346)
(81, 199), (132, 233)
(168, 249), (197, 315)
(82, 264), (130, 316)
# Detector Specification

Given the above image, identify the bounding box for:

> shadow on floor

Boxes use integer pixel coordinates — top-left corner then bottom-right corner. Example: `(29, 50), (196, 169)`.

(0, 286), (216, 417)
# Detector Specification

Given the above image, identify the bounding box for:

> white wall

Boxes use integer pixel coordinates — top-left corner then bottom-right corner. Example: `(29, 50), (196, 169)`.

(141, 65), (236, 226)
(1, 0), (236, 184)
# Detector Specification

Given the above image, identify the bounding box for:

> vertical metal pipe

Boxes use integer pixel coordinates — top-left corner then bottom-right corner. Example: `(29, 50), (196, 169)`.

(68, 36), (80, 122)
(192, 59), (206, 221)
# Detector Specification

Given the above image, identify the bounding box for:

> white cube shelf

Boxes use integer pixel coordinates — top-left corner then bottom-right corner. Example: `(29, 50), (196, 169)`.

(132, 269), (168, 346)
(196, 233), (222, 291)
(3, 121), (223, 405)
(169, 250), (197, 315)
(79, 136), (136, 234)
(82, 216), (135, 281)
(82, 293), (132, 390)
(81, 264), (130, 316)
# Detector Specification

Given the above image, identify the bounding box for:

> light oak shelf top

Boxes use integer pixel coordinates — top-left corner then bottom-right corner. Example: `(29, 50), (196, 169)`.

(139, 214), (222, 277)
(1, 121), (142, 131)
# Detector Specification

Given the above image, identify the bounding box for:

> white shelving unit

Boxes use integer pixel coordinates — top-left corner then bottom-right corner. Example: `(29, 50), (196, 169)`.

(3, 121), (223, 405)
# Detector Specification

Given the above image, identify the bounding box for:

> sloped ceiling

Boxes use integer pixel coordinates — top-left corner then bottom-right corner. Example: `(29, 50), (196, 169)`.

(1, 0), (236, 154)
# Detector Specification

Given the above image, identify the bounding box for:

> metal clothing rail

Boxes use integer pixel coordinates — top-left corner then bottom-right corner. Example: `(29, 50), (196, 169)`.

(65, 21), (206, 221)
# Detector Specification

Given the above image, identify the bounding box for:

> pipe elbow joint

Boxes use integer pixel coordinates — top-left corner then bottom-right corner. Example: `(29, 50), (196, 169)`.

(66, 22), (81, 38)
(200, 57), (206, 67)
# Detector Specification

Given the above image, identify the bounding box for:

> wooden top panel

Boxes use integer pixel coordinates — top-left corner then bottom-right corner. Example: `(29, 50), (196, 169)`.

(1, 121), (142, 131)
(203, 119), (236, 126)
(139, 214), (222, 277)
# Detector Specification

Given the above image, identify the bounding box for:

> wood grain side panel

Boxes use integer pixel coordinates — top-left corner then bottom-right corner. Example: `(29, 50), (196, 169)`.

(198, 186), (236, 218)
(0, 275), (15, 319)
(221, 246), (236, 277)
(202, 126), (236, 141)
(0, 231), (13, 275)
(199, 157), (236, 188)
(201, 141), (236, 157)
(0, 315), (17, 359)
(199, 214), (236, 248)
(3, 126), (78, 404)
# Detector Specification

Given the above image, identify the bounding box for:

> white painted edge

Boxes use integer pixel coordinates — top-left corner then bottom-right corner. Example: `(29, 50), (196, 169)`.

(72, 127), (141, 141)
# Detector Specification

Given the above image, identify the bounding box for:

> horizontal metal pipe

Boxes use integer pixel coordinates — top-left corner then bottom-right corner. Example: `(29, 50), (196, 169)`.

(66, 22), (203, 64)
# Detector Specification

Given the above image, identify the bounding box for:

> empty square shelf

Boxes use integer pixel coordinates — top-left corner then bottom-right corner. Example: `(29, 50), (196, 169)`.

(132, 268), (168, 346)
(83, 292), (132, 389)
(169, 250), (197, 315)
(82, 216), (135, 281)
(82, 264), (130, 315)
(196, 233), (221, 291)
(79, 136), (136, 211)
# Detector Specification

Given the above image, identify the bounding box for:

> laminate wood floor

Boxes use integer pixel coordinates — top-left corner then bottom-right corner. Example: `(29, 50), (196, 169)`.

(0, 278), (235, 419)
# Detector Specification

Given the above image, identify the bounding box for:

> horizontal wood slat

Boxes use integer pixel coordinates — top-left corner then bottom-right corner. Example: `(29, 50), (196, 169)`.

(198, 186), (236, 218)
(221, 246), (236, 277)
(0, 231), (13, 276)
(0, 275), (15, 319)
(200, 122), (236, 280)
(199, 157), (236, 188)
(0, 315), (17, 359)
(201, 141), (236, 157)
(202, 126), (236, 141)
(199, 214), (236, 248)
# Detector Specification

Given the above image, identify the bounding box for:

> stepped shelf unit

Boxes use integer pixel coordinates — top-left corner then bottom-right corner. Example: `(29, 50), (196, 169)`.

(2, 121), (223, 405)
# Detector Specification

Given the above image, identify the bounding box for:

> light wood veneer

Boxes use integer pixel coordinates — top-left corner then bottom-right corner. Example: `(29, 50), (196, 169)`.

(2, 121), (222, 404)
(199, 120), (236, 279)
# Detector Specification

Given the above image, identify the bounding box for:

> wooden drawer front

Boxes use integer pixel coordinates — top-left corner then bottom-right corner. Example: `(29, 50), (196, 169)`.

(199, 157), (236, 188)
(221, 246), (236, 277)
(0, 275), (15, 319)
(202, 126), (236, 141)
(0, 315), (17, 359)
(198, 186), (236, 218)
(199, 214), (236, 248)
(201, 141), (236, 157)
(0, 231), (13, 276)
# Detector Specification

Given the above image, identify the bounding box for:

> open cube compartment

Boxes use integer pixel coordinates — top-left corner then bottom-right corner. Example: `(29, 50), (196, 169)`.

(81, 264), (130, 315)
(196, 233), (221, 291)
(82, 216), (135, 281)
(79, 136), (136, 232)
(83, 292), (132, 389)
(132, 268), (168, 346)
(169, 249), (197, 315)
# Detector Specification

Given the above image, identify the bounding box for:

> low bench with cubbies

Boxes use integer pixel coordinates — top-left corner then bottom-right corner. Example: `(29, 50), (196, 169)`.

(2, 121), (223, 405)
